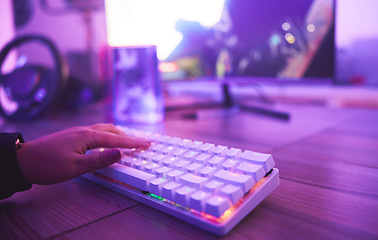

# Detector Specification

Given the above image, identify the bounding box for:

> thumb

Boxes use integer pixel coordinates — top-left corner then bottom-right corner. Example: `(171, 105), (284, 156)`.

(78, 149), (122, 174)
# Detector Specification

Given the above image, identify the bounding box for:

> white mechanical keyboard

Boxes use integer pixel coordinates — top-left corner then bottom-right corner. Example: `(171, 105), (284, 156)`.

(82, 127), (279, 235)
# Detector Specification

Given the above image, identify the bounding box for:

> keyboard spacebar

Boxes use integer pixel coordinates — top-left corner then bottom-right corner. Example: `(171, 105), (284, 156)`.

(96, 163), (157, 191)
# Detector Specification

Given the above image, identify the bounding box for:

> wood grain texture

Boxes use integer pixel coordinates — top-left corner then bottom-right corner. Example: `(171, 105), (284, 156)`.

(52, 204), (224, 240)
(0, 178), (139, 239)
(1, 100), (378, 239)
(51, 180), (378, 240)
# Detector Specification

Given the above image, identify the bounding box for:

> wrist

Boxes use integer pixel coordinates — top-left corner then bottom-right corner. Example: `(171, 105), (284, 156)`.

(16, 142), (33, 185)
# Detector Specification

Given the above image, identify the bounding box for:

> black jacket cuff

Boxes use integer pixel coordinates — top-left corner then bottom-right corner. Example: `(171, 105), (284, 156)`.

(0, 133), (32, 199)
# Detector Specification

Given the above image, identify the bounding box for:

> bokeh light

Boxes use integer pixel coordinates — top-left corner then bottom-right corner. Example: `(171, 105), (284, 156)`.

(307, 23), (316, 32)
(285, 33), (296, 44)
(281, 22), (291, 31)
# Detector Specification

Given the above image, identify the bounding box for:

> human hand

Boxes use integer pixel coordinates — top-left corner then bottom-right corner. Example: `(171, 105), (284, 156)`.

(16, 123), (151, 185)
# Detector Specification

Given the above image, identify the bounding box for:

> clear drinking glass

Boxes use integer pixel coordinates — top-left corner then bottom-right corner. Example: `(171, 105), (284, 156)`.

(112, 45), (164, 124)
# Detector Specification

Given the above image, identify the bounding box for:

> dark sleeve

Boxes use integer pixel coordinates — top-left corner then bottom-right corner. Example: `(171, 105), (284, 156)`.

(0, 133), (32, 199)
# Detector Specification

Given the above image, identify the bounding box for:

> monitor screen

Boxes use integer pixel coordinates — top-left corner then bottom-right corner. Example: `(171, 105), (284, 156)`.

(105, 0), (335, 82)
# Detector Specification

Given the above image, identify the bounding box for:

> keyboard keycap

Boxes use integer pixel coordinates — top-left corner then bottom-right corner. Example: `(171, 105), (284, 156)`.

(212, 145), (228, 156)
(172, 148), (188, 158)
(221, 159), (239, 171)
(236, 162), (266, 182)
(161, 146), (176, 155)
(139, 151), (156, 160)
(213, 170), (255, 193)
(161, 156), (179, 167)
(166, 137), (181, 146)
(121, 156), (138, 167)
(155, 166), (172, 178)
(166, 170), (185, 181)
(96, 163), (156, 191)
(151, 154), (166, 164)
(186, 162), (203, 174)
(199, 143), (215, 154)
(177, 139), (192, 148)
(220, 184), (243, 204)
(134, 160), (150, 170)
(183, 151), (200, 161)
(145, 163), (161, 173)
(194, 153), (211, 164)
(149, 178), (169, 195)
(239, 150), (275, 172)
(225, 147), (242, 159)
(199, 166), (217, 178)
(161, 182), (181, 201)
(203, 180), (224, 193)
(205, 196), (231, 217)
(175, 186), (196, 207)
(207, 156), (226, 168)
(189, 190), (211, 211)
(151, 144), (166, 152)
(174, 160), (190, 170)
(180, 173), (209, 189)
(188, 141), (203, 151)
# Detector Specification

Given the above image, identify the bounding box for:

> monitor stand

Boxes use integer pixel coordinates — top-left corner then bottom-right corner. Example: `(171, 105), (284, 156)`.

(165, 82), (290, 121)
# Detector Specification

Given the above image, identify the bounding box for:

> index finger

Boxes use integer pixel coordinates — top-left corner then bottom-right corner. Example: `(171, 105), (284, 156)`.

(88, 123), (127, 136)
(86, 131), (151, 150)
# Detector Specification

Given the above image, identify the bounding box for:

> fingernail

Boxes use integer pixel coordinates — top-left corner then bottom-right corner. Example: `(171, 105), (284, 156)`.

(135, 138), (151, 145)
(108, 149), (121, 160)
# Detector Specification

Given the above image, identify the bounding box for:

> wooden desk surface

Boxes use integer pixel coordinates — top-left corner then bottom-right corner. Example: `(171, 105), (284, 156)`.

(1, 102), (377, 240)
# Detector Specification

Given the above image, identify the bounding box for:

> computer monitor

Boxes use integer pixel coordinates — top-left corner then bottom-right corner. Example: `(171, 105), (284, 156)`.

(105, 0), (335, 83)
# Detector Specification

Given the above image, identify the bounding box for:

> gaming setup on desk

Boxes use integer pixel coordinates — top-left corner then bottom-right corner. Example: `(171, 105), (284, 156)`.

(0, 0), (336, 236)
(106, 0), (335, 122)
(81, 0), (336, 235)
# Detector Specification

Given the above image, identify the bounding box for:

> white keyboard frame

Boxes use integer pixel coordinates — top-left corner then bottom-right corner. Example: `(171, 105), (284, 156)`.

(82, 168), (279, 236)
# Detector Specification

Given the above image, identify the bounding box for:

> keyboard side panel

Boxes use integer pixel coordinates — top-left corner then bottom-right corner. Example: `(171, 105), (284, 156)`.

(81, 168), (279, 236)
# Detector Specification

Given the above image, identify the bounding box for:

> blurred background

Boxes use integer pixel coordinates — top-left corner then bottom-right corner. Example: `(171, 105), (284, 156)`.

(3, 0), (377, 83)
(1, 0), (377, 120)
